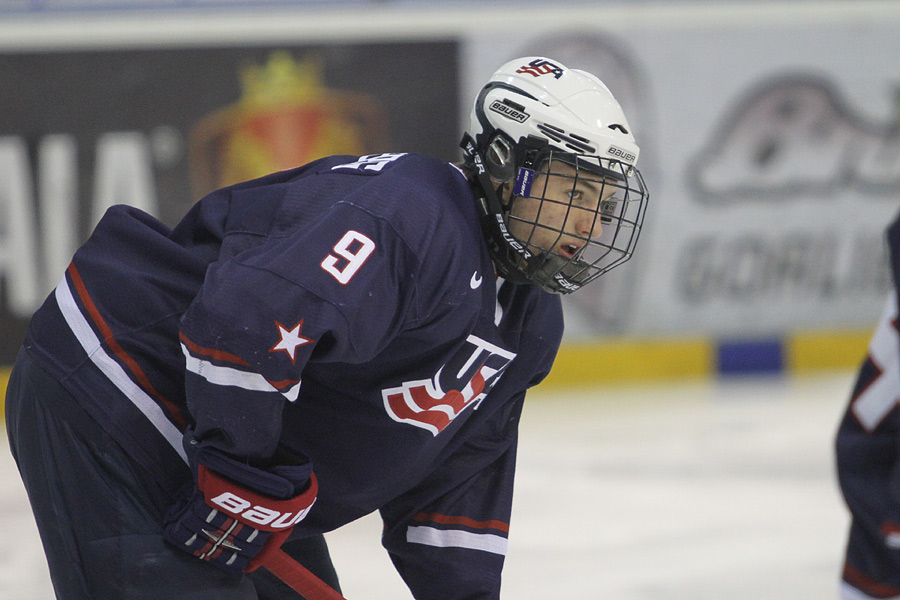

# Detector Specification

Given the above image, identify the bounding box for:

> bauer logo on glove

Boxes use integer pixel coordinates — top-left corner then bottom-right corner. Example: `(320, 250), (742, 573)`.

(202, 466), (316, 529)
(163, 445), (317, 573)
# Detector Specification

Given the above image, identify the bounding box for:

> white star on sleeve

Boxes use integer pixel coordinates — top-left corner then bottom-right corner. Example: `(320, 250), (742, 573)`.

(269, 320), (313, 363)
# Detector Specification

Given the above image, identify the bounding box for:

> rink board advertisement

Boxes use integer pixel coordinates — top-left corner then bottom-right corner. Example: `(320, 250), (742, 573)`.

(462, 17), (899, 341)
(0, 42), (459, 364)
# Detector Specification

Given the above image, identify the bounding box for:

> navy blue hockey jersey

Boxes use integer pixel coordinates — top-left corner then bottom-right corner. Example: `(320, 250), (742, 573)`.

(24, 153), (564, 599)
(837, 212), (900, 599)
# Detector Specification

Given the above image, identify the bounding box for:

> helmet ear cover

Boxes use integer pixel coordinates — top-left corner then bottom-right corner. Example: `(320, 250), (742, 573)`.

(483, 133), (550, 199)
(484, 133), (516, 182)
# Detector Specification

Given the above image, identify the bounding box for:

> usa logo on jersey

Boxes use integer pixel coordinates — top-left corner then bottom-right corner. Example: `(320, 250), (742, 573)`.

(382, 335), (517, 435)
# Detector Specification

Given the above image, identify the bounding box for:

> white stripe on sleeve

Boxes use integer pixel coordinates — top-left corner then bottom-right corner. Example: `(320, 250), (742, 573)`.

(406, 526), (508, 556)
(181, 343), (301, 402)
(182, 344), (277, 392)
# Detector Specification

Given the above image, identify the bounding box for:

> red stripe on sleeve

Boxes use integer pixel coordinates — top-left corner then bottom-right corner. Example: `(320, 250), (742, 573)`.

(179, 332), (250, 366)
(843, 562), (900, 597)
(411, 512), (510, 533)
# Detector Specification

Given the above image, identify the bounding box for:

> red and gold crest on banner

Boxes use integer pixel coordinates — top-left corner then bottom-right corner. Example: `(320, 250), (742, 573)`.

(189, 52), (389, 197)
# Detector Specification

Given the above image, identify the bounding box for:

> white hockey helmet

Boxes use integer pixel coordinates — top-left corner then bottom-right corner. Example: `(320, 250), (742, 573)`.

(461, 56), (649, 294)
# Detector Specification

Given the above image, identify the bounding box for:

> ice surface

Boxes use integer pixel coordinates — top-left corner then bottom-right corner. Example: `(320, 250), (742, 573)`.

(0, 372), (854, 599)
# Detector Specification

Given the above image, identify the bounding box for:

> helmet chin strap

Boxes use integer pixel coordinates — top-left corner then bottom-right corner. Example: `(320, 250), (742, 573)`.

(460, 134), (532, 286)
(460, 134), (505, 209)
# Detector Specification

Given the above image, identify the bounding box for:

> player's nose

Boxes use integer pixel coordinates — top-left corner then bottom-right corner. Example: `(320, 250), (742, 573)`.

(573, 209), (601, 240)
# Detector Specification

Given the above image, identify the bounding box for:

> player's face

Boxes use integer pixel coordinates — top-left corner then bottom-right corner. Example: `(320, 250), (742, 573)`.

(507, 160), (618, 260)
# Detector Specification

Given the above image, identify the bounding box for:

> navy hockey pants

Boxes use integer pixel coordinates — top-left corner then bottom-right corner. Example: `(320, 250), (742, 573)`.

(5, 349), (341, 600)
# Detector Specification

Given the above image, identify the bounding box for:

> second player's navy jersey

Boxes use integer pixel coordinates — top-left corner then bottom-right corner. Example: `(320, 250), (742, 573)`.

(837, 212), (900, 600)
(24, 152), (564, 599)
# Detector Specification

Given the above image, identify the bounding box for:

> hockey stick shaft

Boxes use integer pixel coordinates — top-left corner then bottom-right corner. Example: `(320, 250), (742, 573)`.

(262, 547), (347, 600)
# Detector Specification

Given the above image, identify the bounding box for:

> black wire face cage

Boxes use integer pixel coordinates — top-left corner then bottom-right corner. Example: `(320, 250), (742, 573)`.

(501, 151), (648, 294)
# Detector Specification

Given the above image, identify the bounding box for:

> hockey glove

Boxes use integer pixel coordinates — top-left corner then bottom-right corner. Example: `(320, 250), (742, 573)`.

(163, 447), (317, 574)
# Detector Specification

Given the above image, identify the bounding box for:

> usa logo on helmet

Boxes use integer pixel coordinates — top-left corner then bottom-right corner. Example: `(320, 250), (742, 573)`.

(516, 59), (565, 80)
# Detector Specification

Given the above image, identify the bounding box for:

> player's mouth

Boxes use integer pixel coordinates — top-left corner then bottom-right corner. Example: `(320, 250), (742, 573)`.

(558, 242), (582, 259)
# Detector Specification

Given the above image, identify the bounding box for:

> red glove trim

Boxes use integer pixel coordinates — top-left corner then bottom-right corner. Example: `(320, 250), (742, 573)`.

(198, 465), (318, 533)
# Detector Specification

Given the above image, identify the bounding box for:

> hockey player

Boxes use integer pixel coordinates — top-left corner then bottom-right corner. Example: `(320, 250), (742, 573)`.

(5, 56), (648, 599)
(837, 211), (900, 600)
